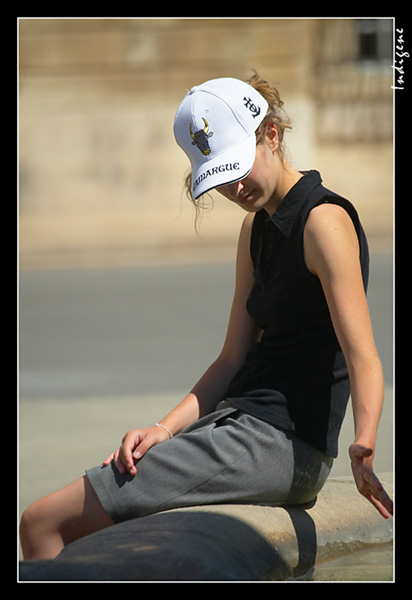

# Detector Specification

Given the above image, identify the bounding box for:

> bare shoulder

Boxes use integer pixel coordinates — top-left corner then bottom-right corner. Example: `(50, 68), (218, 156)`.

(241, 212), (255, 233)
(231, 213), (255, 286)
(305, 202), (358, 245)
(306, 202), (354, 231)
(237, 213), (255, 255)
(304, 203), (359, 275)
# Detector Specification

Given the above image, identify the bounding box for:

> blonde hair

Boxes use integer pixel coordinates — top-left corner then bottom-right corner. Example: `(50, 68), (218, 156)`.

(183, 72), (292, 228)
(247, 71), (292, 150)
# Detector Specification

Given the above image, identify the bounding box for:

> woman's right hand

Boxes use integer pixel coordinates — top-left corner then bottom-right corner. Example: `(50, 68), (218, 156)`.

(103, 425), (171, 476)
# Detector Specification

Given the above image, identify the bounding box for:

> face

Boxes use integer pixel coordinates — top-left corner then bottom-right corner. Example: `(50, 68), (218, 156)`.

(215, 126), (281, 215)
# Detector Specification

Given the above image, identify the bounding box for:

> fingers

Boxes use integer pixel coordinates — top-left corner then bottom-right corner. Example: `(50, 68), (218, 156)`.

(349, 443), (394, 519)
(367, 491), (394, 519)
(101, 443), (133, 476)
(102, 448), (128, 475)
(355, 467), (394, 518)
(102, 427), (171, 477)
(118, 432), (140, 476)
(369, 478), (394, 518)
(130, 438), (153, 462)
(102, 452), (115, 467)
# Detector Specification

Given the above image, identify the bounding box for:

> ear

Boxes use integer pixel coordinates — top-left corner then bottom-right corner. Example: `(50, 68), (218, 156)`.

(265, 123), (280, 152)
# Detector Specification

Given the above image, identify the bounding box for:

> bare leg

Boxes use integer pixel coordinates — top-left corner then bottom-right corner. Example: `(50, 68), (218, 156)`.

(20, 475), (114, 560)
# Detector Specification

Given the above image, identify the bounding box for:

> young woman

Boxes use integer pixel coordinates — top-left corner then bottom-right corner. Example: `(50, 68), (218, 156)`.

(20, 73), (393, 560)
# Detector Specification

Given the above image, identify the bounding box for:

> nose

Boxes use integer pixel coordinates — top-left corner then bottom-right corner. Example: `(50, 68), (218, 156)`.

(225, 180), (244, 200)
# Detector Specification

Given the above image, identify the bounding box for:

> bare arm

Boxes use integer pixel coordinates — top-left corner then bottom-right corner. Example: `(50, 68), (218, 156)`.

(106, 214), (261, 475)
(304, 203), (393, 518)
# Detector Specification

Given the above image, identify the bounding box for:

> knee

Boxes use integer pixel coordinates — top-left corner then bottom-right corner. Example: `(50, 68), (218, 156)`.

(20, 499), (55, 559)
(20, 502), (40, 545)
(20, 502), (38, 537)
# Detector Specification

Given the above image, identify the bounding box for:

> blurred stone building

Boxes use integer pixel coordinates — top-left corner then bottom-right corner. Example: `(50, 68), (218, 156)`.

(18, 18), (394, 269)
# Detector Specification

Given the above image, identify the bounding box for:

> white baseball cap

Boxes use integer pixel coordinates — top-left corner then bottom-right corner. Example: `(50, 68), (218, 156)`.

(173, 77), (268, 199)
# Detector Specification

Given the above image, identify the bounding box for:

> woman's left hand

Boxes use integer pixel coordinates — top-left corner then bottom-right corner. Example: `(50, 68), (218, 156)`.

(349, 443), (393, 519)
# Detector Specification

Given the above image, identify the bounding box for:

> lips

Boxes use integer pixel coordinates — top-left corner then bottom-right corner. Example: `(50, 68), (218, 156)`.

(237, 191), (255, 204)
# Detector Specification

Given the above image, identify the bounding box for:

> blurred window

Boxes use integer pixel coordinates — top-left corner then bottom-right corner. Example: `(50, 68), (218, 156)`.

(356, 19), (393, 66)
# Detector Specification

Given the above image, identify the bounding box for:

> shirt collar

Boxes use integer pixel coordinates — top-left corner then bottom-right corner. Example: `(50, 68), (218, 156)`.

(265, 170), (322, 237)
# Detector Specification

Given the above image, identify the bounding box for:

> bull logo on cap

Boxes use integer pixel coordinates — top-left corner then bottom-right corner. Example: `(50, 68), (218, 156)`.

(190, 118), (214, 156)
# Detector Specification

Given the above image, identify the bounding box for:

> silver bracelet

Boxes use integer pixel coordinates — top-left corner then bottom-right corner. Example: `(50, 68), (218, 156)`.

(154, 422), (173, 439)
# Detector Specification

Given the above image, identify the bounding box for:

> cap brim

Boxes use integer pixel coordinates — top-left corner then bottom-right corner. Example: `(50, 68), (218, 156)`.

(191, 134), (256, 200)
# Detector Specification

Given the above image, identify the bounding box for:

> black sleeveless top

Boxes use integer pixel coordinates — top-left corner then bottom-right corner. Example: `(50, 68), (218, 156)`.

(225, 170), (369, 457)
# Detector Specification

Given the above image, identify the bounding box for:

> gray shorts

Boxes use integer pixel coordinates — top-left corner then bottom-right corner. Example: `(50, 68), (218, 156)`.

(86, 402), (333, 524)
